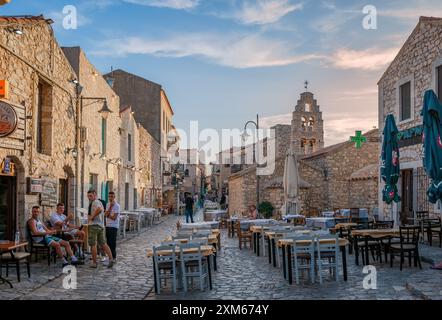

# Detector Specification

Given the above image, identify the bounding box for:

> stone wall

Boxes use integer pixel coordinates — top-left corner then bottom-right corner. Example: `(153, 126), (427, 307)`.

(0, 17), (77, 236)
(104, 69), (162, 143)
(228, 167), (257, 215)
(349, 178), (378, 209)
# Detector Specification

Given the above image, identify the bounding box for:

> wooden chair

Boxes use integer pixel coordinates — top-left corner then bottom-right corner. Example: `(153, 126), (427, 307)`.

(424, 218), (442, 247)
(0, 247), (31, 282)
(350, 208), (360, 222)
(308, 208), (320, 218)
(26, 220), (56, 266)
(236, 221), (252, 250)
(388, 225), (422, 271)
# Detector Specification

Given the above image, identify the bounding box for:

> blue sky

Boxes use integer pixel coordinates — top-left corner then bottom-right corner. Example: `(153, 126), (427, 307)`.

(2, 0), (442, 147)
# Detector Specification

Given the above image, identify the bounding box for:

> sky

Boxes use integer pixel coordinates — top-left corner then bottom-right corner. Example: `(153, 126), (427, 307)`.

(1, 0), (442, 149)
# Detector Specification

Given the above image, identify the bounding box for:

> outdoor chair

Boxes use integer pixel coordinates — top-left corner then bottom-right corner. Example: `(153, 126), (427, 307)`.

(337, 225), (357, 255)
(374, 221), (394, 229)
(118, 214), (128, 239)
(153, 245), (179, 294)
(316, 234), (340, 284)
(350, 208), (360, 221)
(353, 233), (382, 265)
(290, 235), (315, 284)
(179, 243), (210, 292)
(388, 225), (422, 271)
(26, 221), (56, 266)
(236, 221), (252, 250)
(424, 218), (442, 247)
(0, 247), (31, 283)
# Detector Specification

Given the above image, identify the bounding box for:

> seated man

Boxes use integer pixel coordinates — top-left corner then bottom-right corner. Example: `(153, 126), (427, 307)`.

(50, 203), (85, 242)
(28, 205), (79, 267)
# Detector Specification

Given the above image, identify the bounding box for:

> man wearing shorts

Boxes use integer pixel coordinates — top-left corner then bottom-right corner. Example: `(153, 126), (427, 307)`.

(27, 206), (78, 267)
(50, 203), (85, 242)
(87, 189), (114, 268)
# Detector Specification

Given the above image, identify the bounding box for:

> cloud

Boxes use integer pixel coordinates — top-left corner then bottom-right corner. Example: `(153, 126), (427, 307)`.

(327, 47), (399, 71)
(232, 0), (303, 25)
(93, 33), (322, 68)
(122, 0), (200, 9)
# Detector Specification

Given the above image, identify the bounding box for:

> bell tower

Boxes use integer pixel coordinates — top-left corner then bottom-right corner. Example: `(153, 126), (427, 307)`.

(291, 82), (324, 155)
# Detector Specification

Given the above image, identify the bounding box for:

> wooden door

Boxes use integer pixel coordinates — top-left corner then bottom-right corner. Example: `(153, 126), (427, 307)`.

(401, 169), (414, 224)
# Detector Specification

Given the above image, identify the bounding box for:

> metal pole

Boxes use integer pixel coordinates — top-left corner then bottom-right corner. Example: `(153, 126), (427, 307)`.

(256, 114), (260, 213)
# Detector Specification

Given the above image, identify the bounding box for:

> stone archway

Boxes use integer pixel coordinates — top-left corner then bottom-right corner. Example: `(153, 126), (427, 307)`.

(61, 165), (76, 215)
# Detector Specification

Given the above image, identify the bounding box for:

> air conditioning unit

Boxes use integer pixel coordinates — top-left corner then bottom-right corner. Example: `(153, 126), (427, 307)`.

(80, 127), (88, 142)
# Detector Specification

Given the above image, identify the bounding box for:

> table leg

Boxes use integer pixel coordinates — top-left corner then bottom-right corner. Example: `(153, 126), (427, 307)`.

(212, 243), (217, 271)
(287, 244), (293, 285)
(341, 246), (347, 281)
(207, 256), (213, 290)
(364, 236), (369, 266)
(253, 233), (256, 254)
(272, 239), (276, 267)
(282, 245), (286, 279)
(256, 233), (260, 257)
(152, 256), (158, 294)
(268, 237), (272, 264)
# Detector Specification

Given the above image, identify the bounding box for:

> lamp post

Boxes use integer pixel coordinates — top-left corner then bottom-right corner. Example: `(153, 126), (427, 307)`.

(242, 114), (260, 212)
(79, 97), (112, 208)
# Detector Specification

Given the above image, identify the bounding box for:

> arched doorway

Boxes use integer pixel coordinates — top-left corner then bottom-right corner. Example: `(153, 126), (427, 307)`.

(60, 165), (75, 215)
(0, 156), (25, 240)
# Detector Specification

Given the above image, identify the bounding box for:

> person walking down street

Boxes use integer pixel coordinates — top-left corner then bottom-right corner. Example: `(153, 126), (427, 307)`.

(220, 193), (226, 210)
(87, 189), (114, 268)
(105, 191), (120, 261)
(185, 193), (194, 223)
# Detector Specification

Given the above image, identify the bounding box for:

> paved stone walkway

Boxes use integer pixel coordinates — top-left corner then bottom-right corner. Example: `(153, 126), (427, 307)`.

(1, 209), (441, 300)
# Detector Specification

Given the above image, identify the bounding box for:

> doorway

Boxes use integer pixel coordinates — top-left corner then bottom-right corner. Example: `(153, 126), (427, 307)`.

(59, 178), (68, 214)
(401, 169), (414, 224)
(0, 176), (16, 240)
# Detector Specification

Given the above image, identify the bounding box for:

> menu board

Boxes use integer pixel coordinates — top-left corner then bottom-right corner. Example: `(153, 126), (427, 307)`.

(40, 178), (58, 207)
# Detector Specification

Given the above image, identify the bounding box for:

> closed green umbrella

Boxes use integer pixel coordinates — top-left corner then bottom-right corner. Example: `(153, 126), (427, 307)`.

(381, 114), (401, 204)
(422, 89), (442, 203)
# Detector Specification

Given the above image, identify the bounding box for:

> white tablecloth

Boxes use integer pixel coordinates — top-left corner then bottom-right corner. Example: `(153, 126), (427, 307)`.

(322, 211), (335, 218)
(204, 210), (228, 221)
(282, 214), (305, 221)
(181, 221), (220, 229)
(305, 217), (335, 229)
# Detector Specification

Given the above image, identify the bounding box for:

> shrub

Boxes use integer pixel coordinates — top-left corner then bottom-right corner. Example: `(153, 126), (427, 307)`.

(259, 201), (274, 219)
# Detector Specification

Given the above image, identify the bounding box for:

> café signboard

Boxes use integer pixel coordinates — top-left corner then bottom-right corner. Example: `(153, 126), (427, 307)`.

(0, 101), (18, 138)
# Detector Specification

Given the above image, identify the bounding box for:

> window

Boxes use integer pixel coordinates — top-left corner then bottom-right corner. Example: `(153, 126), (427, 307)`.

(89, 174), (98, 192)
(101, 118), (107, 155)
(125, 183), (129, 210)
(400, 81), (411, 121)
(437, 65), (442, 103)
(133, 188), (137, 209)
(185, 169), (189, 177)
(36, 80), (53, 155)
(128, 133), (132, 162)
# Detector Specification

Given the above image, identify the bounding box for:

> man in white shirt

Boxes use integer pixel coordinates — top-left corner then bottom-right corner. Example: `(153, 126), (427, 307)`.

(50, 203), (85, 242)
(87, 189), (114, 268)
(105, 191), (120, 260)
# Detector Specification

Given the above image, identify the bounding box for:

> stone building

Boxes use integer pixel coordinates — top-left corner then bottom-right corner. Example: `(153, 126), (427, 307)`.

(138, 124), (161, 208)
(62, 46), (121, 213)
(180, 149), (203, 195)
(378, 16), (442, 223)
(119, 106), (140, 211)
(0, 16), (78, 239)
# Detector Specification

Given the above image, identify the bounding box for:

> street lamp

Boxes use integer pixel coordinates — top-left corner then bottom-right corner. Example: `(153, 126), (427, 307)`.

(242, 114), (260, 212)
(81, 97), (112, 119)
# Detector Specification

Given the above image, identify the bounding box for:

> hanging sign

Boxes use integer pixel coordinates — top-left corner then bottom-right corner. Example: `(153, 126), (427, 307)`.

(0, 80), (8, 99)
(0, 101), (17, 137)
(0, 157), (15, 176)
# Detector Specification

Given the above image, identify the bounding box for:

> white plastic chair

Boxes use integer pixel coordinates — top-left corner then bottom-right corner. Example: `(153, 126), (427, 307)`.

(316, 234), (340, 284)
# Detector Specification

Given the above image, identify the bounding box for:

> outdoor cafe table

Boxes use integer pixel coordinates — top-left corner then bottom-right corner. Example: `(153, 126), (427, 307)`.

(250, 224), (293, 257)
(0, 241), (28, 288)
(181, 221), (220, 230)
(135, 208), (157, 227)
(282, 214), (305, 224)
(277, 238), (349, 284)
(227, 217), (245, 238)
(264, 229), (310, 266)
(204, 210), (227, 222)
(305, 217), (335, 230)
(330, 223), (358, 233)
(351, 229), (400, 266)
(147, 245), (215, 293)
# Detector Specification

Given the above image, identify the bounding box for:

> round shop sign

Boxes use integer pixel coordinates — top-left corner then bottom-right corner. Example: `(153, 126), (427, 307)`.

(0, 101), (18, 137)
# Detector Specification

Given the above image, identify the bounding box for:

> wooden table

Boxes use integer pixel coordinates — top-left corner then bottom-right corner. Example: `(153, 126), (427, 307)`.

(277, 238), (349, 284)
(351, 229), (400, 265)
(147, 245), (215, 293)
(0, 241), (28, 288)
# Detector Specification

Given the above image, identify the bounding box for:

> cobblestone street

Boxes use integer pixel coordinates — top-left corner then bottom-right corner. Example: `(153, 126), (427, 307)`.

(1, 210), (441, 300)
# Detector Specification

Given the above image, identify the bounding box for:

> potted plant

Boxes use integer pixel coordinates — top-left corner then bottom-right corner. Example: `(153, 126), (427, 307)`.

(258, 201), (274, 219)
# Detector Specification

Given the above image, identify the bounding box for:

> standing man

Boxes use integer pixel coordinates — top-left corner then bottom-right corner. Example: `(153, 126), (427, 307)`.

(105, 191), (120, 261)
(87, 189), (114, 268)
(185, 193), (194, 223)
